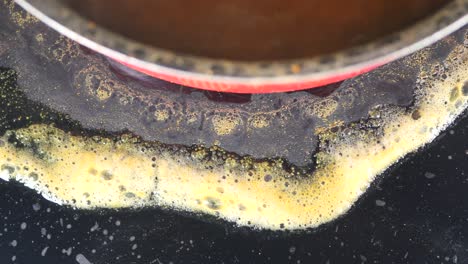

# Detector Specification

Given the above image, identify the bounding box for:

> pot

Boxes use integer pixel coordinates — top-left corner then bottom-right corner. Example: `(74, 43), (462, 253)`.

(14, 0), (468, 93)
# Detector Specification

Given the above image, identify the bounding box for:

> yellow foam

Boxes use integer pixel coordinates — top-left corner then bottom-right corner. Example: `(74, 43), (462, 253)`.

(0, 49), (466, 230)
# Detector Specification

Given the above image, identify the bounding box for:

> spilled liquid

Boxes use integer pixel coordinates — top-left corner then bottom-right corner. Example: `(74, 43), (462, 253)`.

(65, 0), (449, 60)
(0, 46), (466, 230)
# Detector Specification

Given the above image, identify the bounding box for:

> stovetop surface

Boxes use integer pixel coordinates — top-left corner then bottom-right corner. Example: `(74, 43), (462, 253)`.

(0, 111), (466, 264)
(0, 1), (467, 263)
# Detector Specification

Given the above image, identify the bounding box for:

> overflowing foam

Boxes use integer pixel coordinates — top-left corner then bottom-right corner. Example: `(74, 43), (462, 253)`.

(0, 46), (467, 230)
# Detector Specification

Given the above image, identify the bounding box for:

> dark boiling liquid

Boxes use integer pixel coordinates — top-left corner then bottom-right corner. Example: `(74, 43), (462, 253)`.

(66, 0), (450, 60)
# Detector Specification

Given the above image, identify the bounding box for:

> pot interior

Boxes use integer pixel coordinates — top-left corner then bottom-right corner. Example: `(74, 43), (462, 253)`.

(64, 0), (451, 61)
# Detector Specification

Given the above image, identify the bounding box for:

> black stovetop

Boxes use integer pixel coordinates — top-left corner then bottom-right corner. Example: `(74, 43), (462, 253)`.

(0, 109), (466, 264)
(1, 1), (468, 264)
